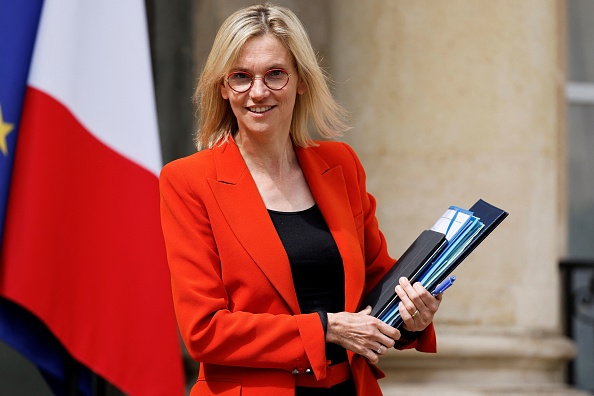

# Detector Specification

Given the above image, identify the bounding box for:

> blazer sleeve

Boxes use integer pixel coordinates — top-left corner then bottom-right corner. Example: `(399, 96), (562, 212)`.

(341, 143), (437, 353)
(159, 159), (328, 379)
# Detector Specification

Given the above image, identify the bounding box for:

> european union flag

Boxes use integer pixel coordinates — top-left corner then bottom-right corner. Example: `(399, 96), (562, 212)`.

(0, 0), (43, 242)
(0, 2), (94, 395)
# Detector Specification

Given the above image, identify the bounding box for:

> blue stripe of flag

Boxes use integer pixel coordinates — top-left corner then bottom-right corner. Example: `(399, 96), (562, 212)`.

(0, 0), (44, 241)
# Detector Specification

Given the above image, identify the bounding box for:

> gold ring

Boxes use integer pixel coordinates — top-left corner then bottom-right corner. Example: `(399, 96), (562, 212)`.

(412, 309), (419, 318)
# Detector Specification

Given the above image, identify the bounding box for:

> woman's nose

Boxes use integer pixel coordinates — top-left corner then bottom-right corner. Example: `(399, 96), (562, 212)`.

(249, 77), (270, 99)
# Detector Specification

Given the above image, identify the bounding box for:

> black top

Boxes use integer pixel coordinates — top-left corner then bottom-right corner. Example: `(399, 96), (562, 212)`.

(268, 205), (347, 365)
(268, 204), (357, 395)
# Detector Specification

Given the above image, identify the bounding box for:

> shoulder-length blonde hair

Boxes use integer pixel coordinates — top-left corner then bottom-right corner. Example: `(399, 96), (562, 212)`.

(194, 3), (349, 150)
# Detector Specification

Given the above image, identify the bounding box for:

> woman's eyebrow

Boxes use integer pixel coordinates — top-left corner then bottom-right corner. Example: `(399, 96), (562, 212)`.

(230, 63), (289, 73)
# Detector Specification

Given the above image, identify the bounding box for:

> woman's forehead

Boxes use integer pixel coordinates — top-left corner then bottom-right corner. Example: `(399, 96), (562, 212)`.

(232, 34), (293, 71)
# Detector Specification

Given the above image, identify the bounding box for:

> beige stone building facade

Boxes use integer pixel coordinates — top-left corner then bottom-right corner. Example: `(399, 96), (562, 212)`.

(191, 1), (587, 395)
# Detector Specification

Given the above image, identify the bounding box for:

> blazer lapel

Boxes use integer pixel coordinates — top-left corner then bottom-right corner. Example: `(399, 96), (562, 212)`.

(296, 146), (366, 313)
(207, 141), (301, 314)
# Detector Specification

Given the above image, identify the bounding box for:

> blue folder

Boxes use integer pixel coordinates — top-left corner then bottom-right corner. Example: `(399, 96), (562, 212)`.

(361, 199), (508, 328)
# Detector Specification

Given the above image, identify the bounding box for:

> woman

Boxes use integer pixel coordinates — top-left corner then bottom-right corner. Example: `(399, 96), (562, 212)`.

(159, 4), (442, 395)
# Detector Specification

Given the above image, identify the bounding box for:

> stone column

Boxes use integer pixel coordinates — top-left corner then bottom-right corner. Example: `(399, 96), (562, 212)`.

(328, 0), (585, 394)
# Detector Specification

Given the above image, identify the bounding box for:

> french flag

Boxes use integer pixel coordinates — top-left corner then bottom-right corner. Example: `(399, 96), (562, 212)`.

(0, 1), (185, 395)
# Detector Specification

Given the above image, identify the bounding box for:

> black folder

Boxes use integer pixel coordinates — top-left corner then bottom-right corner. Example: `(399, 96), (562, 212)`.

(361, 199), (508, 322)
(361, 229), (447, 318)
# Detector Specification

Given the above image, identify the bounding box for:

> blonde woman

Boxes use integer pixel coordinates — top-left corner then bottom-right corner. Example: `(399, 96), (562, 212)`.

(160, 4), (441, 395)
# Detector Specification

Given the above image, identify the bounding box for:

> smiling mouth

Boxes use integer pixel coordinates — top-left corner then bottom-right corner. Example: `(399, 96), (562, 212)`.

(247, 106), (274, 114)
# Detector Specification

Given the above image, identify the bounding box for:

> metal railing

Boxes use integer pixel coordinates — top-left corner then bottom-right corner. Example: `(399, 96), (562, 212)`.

(560, 259), (594, 393)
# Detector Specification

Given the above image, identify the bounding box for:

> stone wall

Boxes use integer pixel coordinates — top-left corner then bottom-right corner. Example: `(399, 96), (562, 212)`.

(328, 0), (581, 393)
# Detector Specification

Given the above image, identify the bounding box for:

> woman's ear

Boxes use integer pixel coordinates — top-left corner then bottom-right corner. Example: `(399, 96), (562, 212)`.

(297, 80), (306, 95)
(220, 81), (229, 100)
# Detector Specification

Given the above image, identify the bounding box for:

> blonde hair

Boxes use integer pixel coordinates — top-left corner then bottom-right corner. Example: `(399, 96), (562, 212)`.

(194, 3), (349, 150)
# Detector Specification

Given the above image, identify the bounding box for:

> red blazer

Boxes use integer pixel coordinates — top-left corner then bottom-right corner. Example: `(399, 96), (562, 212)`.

(159, 140), (436, 396)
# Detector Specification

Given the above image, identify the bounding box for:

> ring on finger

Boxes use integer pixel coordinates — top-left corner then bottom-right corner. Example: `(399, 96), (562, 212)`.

(411, 309), (419, 318)
(376, 345), (382, 354)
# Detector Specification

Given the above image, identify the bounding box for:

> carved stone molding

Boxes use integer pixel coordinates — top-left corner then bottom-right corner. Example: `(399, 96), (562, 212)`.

(377, 329), (587, 395)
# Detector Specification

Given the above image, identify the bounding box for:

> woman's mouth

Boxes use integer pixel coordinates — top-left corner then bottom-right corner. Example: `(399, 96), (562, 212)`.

(247, 106), (273, 114)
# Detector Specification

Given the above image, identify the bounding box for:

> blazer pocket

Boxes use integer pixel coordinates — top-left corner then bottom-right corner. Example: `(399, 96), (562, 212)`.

(191, 379), (241, 396)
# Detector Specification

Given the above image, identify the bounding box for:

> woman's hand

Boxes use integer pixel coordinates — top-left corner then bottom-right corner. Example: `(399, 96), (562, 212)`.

(395, 277), (442, 332)
(326, 306), (400, 365)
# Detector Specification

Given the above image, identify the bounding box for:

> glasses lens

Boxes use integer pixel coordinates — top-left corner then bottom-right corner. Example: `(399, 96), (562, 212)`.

(227, 72), (252, 92)
(264, 69), (289, 90)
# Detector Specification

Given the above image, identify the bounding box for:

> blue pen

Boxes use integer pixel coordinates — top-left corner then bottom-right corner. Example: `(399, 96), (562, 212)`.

(431, 276), (456, 296)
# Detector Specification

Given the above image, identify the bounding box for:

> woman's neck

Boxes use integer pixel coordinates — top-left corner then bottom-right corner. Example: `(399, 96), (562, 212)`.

(235, 131), (297, 178)
(234, 130), (314, 212)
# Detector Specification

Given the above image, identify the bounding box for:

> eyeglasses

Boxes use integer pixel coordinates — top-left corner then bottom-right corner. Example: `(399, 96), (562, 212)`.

(225, 68), (291, 93)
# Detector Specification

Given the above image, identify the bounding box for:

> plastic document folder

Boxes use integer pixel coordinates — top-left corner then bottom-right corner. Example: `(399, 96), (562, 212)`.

(360, 199), (508, 329)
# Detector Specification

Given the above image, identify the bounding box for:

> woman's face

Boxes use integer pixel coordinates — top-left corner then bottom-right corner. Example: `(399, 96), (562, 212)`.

(221, 34), (305, 141)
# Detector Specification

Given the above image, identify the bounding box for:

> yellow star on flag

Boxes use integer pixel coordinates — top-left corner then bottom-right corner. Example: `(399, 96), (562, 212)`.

(0, 104), (15, 157)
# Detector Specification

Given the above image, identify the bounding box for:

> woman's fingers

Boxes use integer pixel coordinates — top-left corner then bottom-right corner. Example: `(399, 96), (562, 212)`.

(336, 276), (444, 363)
(326, 311), (401, 364)
(358, 305), (373, 315)
(395, 277), (441, 331)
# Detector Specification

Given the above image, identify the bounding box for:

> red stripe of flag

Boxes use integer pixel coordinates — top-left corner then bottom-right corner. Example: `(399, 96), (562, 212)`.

(1, 87), (184, 395)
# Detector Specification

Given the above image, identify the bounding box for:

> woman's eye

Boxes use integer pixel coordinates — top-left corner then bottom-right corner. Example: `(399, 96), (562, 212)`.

(230, 72), (250, 80)
(268, 70), (284, 78)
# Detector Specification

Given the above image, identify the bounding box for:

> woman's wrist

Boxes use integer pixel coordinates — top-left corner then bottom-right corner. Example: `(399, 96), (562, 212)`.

(325, 312), (339, 344)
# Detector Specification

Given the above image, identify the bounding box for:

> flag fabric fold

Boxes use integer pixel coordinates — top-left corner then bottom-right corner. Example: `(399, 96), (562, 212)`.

(0, 1), (185, 395)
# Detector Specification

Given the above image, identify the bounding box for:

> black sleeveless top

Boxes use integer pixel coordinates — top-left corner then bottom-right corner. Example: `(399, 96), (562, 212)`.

(268, 204), (349, 360)
(268, 204), (357, 395)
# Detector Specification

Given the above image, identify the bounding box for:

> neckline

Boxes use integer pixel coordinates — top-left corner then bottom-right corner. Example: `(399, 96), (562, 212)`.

(267, 204), (317, 215)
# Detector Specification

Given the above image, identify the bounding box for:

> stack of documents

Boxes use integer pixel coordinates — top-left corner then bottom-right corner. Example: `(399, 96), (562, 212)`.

(361, 199), (508, 329)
